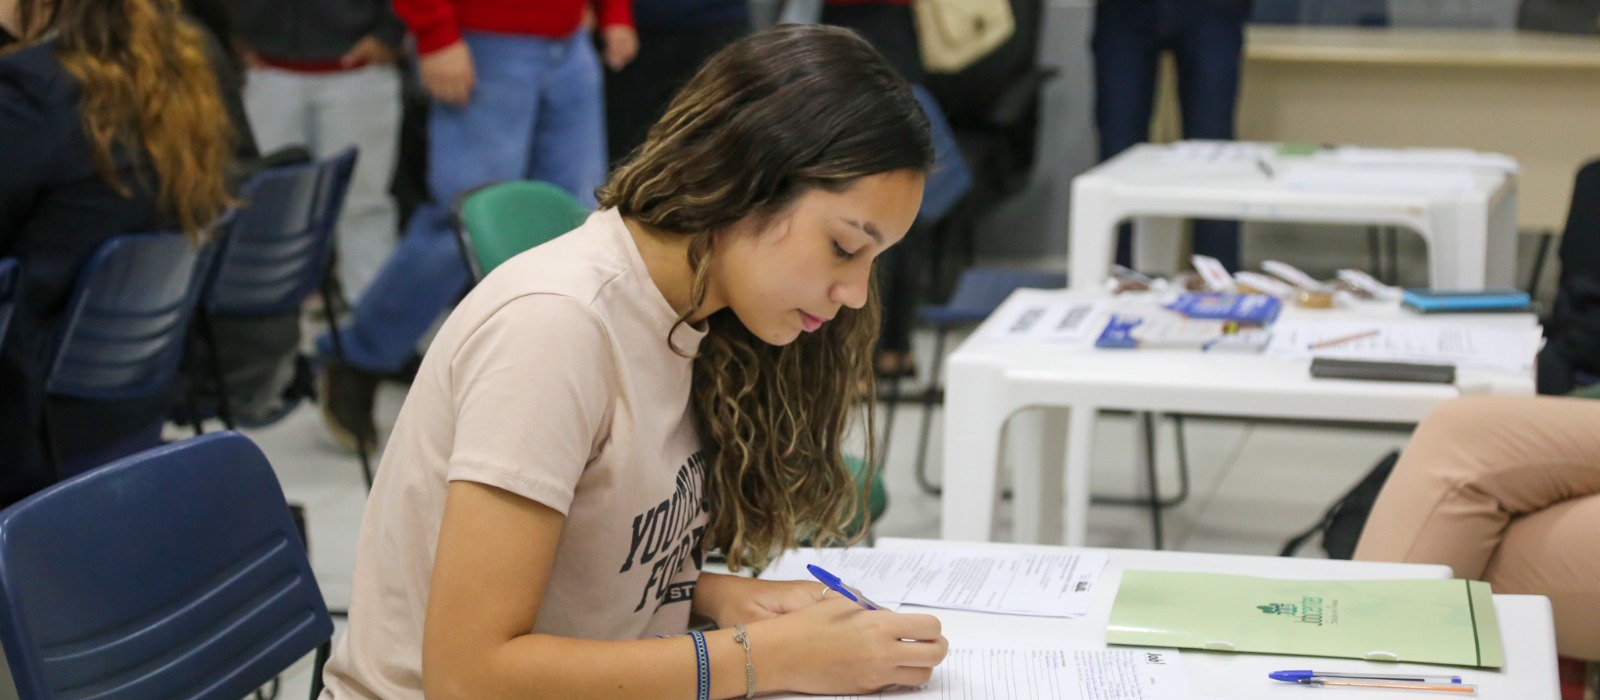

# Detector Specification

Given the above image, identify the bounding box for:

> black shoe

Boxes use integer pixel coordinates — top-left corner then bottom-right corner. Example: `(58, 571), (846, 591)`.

(318, 358), (379, 453)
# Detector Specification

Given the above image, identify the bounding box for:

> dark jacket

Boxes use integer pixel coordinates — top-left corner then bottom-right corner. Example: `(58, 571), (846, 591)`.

(0, 42), (180, 506)
(229, 0), (406, 62)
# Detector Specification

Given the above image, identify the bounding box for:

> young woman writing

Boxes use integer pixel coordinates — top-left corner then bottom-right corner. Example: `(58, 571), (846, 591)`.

(318, 24), (949, 700)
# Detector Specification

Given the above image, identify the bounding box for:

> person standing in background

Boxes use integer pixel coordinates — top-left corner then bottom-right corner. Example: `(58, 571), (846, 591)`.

(316, 0), (638, 452)
(1092, 0), (1248, 272)
(604, 0), (747, 164)
(818, 0), (973, 379)
(231, 0), (405, 298)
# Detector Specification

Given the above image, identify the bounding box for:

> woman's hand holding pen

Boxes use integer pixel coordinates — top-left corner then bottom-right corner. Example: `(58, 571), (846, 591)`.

(748, 597), (949, 695)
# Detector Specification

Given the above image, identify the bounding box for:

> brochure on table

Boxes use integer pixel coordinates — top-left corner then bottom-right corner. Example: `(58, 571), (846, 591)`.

(1107, 571), (1504, 668)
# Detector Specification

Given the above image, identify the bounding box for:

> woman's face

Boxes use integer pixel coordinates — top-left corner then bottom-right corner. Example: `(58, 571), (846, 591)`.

(708, 169), (925, 346)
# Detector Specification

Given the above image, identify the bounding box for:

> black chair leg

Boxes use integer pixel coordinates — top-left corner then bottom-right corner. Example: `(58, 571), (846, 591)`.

(1141, 412), (1164, 550)
(321, 277), (373, 490)
(1528, 230), (1555, 298)
(309, 640), (331, 699)
(196, 310), (235, 430)
(912, 328), (949, 496)
(1366, 226), (1383, 283)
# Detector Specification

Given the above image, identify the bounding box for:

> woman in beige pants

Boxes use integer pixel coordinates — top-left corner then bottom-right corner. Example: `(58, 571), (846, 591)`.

(1355, 395), (1600, 662)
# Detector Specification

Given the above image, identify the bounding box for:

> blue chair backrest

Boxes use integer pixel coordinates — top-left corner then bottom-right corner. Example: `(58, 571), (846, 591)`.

(0, 257), (18, 349)
(207, 148), (357, 316)
(923, 267), (1068, 325)
(45, 233), (215, 400)
(0, 432), (331, 700)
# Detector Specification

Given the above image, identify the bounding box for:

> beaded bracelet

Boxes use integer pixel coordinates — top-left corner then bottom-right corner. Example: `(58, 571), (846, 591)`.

(732, 624), (756, 699)
(689, 630), (711, 700)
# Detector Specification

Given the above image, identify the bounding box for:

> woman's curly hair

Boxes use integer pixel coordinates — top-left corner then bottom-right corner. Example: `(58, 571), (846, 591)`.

(16, 0), (234, 241)
(598, 24), (933, 570)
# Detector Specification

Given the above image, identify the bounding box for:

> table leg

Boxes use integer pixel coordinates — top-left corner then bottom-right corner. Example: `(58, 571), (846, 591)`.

(1063, 404), (1097, 547)
(1010, 407), (1068, 545)
(1487, 186), (1519, 289)
(1428, 201), (1489, 289)
(939, 363), (1009, 543)
(1068, 179), (1120, 291)
(1133, 218), (1184, 277)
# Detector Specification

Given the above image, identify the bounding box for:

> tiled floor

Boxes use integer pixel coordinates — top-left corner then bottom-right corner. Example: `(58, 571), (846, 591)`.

(232, 326), (1418, 699)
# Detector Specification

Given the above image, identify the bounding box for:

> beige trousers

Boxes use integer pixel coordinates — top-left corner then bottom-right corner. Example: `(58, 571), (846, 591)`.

(1355, 396), (1600, 660)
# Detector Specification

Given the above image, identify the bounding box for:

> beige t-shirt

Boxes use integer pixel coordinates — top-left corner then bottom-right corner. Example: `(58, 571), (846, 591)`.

(320, 209), (710, 700)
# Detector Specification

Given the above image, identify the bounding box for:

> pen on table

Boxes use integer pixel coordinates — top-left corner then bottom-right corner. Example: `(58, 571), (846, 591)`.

(1256, 157), (1276, 179)
(1309, 329), (1380, 350)
(1270, 670), (1464, 684)
(1299, 678), (1477, 694)
(807, 564), (884, 611)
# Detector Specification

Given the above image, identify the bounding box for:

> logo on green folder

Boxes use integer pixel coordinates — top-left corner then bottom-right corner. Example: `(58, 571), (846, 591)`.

(1257, 596), (1326, 626)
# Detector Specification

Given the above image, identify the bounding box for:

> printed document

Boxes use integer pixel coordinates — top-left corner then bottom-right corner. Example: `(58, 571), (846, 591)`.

(1265, 321), (1541, 373)
(766, 643), (1192, 700)
(761, 547), (1107, 618)
(984, 299), (1106, 343)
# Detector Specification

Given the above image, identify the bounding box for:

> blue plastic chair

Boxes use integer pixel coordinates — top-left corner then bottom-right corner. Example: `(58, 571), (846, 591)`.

(897, 267), (1067, 495)
(43, 232), (216, 476)
(0, 431), (332, 700)
(0, 257), (18, 350)
(195, 149), (372, 487)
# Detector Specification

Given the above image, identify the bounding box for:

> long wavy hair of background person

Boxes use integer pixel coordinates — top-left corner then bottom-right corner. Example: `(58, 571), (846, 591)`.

(599, 24), (933, 571)
(16, 0), (233, 240)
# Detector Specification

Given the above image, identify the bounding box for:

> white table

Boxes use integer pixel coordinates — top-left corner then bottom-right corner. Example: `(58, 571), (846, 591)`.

(939, 289), (1538, 548)
(872, 537), (1560, 700)
(1068, 142), (1519, 290)
(1239, 26), (1600, 234)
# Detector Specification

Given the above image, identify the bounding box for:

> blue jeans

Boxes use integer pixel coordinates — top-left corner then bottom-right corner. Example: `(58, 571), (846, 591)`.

(1092, 0), (1247, 271)
(322, 31), (606, 372)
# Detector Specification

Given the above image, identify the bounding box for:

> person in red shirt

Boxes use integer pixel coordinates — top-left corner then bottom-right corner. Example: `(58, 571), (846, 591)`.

(315, 0), (638, 450)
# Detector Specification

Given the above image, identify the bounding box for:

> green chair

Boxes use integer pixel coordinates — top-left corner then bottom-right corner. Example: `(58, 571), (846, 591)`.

(454, 180), (590, 282)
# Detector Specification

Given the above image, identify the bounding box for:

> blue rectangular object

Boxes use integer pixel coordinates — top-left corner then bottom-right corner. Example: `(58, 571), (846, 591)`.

(1401, 288), (1531, 314)
(1165, 293), (1282, 325)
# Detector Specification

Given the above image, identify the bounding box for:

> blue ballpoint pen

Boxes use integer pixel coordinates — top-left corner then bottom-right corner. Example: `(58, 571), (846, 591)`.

(1270, 670), (1464, 684)
(807, 564), (884, 611)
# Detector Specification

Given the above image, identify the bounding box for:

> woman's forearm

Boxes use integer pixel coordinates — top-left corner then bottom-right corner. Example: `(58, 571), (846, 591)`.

(428, 626), (778, 700)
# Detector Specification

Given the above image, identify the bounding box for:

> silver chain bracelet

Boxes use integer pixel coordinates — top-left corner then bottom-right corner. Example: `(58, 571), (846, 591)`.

(732, 624), (755, 699)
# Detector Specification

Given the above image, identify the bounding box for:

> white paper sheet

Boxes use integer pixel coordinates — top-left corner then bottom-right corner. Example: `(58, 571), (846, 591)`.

(761, 547), (1107, 618)
(1264, 321), (1542, 372)
(983, 300), (1106, 343)
(767, 644), (1192, 700)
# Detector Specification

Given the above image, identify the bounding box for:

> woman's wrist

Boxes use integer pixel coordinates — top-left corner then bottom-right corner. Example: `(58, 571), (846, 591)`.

(692, 571), (740, 625)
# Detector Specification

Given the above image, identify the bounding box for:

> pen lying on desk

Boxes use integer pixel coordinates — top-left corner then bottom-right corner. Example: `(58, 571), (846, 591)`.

(1300, 678), (1477, 694)
(1270, 670), (1464, 684)
(1308, 329), (1381, 350)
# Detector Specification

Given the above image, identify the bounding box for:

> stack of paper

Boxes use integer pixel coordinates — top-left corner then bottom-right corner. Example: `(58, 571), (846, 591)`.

(1265, 321), (1542, 373)
(763, 642), (1193, 700)
(1281, 163), (1479, 194)
(1326, 146), (1519, 174)
(760, 547), (1108, 618)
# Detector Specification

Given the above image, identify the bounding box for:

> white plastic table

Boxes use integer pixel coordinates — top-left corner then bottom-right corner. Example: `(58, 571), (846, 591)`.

(939, 289), (1538, 548)
(872, 537), (1560, 700)
(1068, 142), (1519, 289)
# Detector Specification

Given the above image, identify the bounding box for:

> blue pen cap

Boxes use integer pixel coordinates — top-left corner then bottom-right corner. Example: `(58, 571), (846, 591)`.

(1268, 670), (1314, 682)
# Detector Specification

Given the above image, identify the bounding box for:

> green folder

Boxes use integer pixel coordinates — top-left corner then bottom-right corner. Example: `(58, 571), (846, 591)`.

(1107, 571), (1504, 668)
